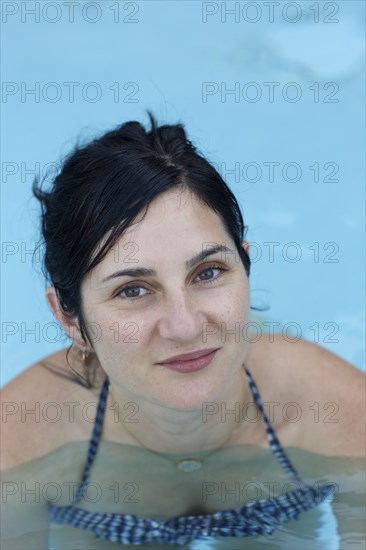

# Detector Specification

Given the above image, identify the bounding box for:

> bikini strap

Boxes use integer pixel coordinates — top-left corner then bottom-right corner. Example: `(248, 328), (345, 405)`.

(243, 366), (302, 482)
(72, 376), (110, 504)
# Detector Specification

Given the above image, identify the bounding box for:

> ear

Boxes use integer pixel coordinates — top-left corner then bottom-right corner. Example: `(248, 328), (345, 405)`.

(242, 240), (250, 256)
(45, 286), (86, 351)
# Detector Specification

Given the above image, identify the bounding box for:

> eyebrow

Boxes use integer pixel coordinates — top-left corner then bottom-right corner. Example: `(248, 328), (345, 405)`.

(100, 245), (235, 284)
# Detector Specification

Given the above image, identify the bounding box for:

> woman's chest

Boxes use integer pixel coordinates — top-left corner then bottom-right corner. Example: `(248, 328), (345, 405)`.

(48, 444), (341, 550)
(52, 441), (289, 520)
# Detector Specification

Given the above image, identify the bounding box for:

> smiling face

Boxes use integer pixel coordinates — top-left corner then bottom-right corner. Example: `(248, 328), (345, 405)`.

(80, 188), (250, 411)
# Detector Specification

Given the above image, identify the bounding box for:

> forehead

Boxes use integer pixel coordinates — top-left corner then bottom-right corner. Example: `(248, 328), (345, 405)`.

(88, 189), (233, 279)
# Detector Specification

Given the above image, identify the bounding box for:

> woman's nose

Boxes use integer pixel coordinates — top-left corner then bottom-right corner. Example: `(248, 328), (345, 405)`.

(157, 290), (207, 342)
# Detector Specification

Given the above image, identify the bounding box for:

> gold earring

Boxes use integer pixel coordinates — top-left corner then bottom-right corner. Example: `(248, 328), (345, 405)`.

(81, 344), (89, 364)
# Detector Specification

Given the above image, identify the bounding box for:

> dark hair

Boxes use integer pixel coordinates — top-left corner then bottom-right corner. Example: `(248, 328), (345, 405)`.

(33, 111), (252, 387)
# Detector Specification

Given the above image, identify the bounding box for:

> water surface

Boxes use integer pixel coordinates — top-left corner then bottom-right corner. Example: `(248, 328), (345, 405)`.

(1, 441), (365, 549)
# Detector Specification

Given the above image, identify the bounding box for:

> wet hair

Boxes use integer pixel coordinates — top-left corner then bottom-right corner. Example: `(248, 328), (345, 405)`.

(33, 111), (251, 387)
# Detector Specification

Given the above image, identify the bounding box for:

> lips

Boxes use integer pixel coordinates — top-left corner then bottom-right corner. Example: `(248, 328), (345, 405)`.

(156, 348), (220, 364)
(155, 348), (220, 374)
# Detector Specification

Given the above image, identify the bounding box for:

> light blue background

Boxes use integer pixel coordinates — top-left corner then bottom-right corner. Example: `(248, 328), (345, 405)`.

(1, 0), (365, 386)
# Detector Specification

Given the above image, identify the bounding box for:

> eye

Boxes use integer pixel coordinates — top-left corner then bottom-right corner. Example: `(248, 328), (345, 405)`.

(117, 285), (150, 301)
(115, 264), (227, 301)
(195, 264), (227, 284)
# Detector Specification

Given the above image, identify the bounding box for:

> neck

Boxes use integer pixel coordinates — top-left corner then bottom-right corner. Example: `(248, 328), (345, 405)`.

(104, 366), (253, 456)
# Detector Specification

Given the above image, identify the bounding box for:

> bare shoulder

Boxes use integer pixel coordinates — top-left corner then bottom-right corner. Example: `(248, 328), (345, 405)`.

(245, 333), (366, 457)
(0, 349), (100, 471)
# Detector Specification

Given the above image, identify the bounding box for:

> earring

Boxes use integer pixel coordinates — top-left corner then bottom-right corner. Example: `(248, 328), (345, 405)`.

(81, 344), (89, 364)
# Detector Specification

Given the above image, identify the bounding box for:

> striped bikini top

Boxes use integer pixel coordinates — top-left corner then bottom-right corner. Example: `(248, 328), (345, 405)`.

(48, 366), (335, 546)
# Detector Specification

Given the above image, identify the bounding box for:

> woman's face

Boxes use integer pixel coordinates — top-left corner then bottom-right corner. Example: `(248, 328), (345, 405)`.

(81, 189), (250, 410)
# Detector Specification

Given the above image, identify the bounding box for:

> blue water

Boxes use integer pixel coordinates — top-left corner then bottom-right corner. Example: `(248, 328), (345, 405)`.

(189, 497), (341, 550)
(1, 0), (365, 386)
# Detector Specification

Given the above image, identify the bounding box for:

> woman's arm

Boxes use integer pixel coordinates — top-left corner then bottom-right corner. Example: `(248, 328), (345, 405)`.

(266, 334), (366, 457)
(1, 465), (50, 550)
(0, 358), (83, 549)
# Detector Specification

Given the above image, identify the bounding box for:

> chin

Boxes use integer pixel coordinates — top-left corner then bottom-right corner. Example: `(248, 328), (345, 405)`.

(152, 375), (225, 412)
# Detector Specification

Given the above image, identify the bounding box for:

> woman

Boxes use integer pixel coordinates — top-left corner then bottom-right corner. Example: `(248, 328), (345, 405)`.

(1, 113), (365, 549)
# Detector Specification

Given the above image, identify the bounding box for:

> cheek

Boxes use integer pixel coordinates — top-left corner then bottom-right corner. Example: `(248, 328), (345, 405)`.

(90, 309), (152, 355)
(219, 282), (250, 320)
